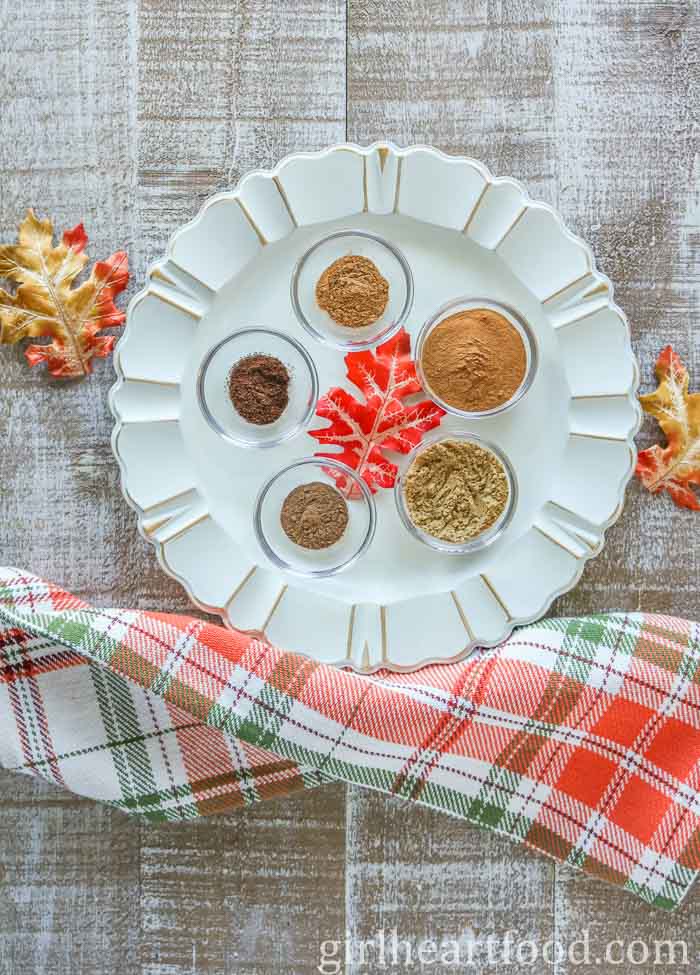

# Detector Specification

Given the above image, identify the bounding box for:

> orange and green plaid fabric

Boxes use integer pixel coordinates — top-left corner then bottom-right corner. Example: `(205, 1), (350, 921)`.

(1, 567), (699, 910)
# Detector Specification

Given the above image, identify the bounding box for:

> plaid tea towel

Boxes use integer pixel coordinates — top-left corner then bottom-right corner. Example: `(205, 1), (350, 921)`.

(1, 568), (699, 910)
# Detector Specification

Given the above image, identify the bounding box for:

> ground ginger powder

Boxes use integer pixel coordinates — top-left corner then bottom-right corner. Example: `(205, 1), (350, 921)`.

(316, 254), (389, 327)
(404, 439), (509, 544)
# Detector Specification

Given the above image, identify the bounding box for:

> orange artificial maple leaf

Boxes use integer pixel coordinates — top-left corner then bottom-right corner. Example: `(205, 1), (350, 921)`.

(309, 327), (446, 496)
(636, 345), (700, 510)
(0, 209), (129, 378)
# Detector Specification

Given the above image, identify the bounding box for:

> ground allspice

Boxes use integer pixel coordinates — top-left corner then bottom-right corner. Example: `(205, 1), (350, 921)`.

(316, 254), (389, 328)
(421, 308), (527, 412)
(404, 439), (509, 544)
(281, 482), (349, 550)
(228, 354), (290, 425)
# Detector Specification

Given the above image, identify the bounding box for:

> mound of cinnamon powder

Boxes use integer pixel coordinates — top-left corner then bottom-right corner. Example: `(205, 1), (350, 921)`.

(420, 308), (527, 412)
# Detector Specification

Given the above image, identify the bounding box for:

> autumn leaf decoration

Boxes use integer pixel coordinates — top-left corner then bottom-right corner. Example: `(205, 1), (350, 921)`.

(636, 345), (700, 510)
(309, 327), (446, 496)
(0, 209), (129, 378)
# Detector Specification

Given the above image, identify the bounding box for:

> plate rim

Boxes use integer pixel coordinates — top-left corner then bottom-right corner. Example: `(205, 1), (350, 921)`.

(109, 140), (641, 672)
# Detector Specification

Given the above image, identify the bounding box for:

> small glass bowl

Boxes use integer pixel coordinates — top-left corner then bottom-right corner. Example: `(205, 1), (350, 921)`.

(254, 458), (377, 577)
(394, 432), (518, 555)
(415, 297), (538, 418)
(196, 327), (319, 448)
(290, 229), (414, 350)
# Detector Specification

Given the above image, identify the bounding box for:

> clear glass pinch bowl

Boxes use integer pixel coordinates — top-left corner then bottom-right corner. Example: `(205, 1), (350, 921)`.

(415, 297), (538, 418)
(394, 432), (518, 555)
(290, 229), (414, 350)
(196, 327), (319, 448)
(254, 458), (377, 577)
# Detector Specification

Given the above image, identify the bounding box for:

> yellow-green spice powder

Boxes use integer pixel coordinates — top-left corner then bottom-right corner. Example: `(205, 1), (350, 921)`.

(404, 439), (509, 543)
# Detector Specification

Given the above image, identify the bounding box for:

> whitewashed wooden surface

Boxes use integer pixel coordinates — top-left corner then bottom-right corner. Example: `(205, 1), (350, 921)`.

(0, 1), (698, 972)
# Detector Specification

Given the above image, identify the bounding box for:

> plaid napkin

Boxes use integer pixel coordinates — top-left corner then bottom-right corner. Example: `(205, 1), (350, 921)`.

(1, 568), (699, 910)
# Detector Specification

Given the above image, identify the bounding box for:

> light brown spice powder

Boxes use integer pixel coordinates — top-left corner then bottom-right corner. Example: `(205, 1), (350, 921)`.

(420, 307), (527, 412)
(404, 439), (509, 544)
(280, 482), (349, 550)
(316, 254), (389, 328)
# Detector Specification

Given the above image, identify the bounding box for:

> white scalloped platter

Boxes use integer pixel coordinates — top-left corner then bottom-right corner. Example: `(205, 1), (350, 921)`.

(110, 143), (640, 673)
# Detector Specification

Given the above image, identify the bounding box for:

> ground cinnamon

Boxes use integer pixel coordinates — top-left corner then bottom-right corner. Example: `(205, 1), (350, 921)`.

(316, 255), (389, 328)
(420, 308), (527, 412)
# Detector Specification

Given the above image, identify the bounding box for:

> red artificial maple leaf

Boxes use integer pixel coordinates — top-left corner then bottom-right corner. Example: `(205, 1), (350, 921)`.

(0, 209), (129, 378)
(309, 327), (446, 495)
(636, 345), (700, 510)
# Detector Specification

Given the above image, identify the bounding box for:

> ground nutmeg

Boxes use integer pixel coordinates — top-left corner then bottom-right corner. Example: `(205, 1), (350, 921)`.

(421, 307), (527, 412)
(228, 353), (290, 425)
(316, 254), (389, 328)
(280, 482), (349, 550)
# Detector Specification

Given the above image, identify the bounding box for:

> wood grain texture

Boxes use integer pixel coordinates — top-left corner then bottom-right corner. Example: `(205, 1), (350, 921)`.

(552, 863), (700, 975)
(139, 788), (345, 975)
(1, 0), (699, 971)
(0, 4), (145, 972)
(0, 0), (147, 607)
(0, 769), (140, 975)
(548, 0), (700, 626)
(345, 788), (554, 975)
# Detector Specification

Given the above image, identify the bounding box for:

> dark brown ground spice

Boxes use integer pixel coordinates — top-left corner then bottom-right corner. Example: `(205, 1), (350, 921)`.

(280, 482), (349, 550)
(228, 354), (290, 425)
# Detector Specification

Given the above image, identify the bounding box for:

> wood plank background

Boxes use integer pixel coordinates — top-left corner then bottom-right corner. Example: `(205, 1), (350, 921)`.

(0, 1), (698, 972)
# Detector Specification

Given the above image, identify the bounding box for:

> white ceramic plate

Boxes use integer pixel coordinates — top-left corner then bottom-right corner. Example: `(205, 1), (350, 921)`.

(110, 143), (640, 673)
